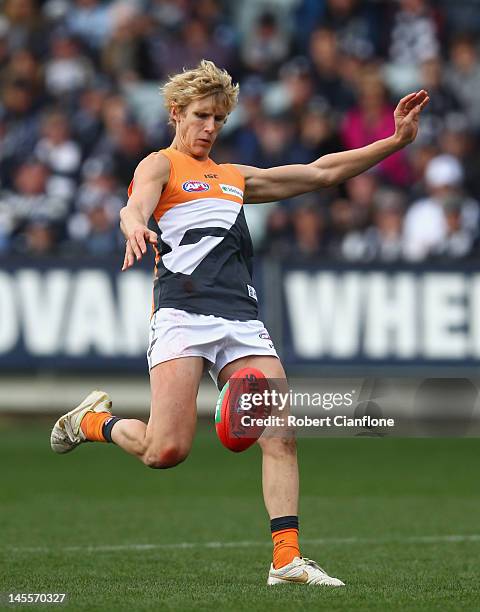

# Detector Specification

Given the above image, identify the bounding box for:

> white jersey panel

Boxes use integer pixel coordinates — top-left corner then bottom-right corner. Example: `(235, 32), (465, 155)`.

(159, 197), (241, 275)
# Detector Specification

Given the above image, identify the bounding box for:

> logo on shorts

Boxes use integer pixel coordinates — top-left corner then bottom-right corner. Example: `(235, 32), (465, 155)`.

(259, 330), (274, 349)
(182, 180), (210, 193)
(247, 284), (257, 300)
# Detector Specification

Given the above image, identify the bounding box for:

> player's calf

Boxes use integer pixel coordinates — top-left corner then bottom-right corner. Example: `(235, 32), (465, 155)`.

(258, 434), (297, 458)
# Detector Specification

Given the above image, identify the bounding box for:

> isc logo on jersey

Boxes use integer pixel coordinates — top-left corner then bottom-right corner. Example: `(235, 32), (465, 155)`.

(182, 181), (210, 193)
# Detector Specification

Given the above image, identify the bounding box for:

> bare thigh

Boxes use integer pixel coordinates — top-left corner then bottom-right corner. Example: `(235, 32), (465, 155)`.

(145, 356), (205, 465)
(218, 355), (286, 387)
(218, 355), (294, 451)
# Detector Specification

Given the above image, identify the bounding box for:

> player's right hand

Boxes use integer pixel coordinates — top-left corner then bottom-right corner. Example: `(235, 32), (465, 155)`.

(122, 226), (158, 270)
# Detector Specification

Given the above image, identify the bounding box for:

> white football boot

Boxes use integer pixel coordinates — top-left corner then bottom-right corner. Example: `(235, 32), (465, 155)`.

(267, 557), (345, 586)
(50, 390), (112, 454)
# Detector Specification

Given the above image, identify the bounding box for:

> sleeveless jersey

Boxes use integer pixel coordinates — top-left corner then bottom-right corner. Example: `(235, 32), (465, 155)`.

(128, 147), (258, 321)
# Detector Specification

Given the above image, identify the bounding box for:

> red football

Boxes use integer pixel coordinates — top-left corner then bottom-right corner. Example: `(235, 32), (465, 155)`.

(215, 367), (270, 452)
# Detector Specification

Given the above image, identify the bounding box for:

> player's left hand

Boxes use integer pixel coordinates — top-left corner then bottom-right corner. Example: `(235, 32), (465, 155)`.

(122, 240), (135, 271)
(393, 89), (430, 146)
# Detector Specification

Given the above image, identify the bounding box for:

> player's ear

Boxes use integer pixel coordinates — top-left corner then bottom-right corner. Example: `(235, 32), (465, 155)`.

(171, 104), (182, 124)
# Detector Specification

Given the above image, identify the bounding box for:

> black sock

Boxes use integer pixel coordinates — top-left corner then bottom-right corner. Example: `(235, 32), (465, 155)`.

(102, 416), (123, 443)
(270, 515), (299, 533)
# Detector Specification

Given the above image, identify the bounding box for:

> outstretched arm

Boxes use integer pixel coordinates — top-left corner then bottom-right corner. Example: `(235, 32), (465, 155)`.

(237, 90), (429, 204)
(119, 152), (170, 270)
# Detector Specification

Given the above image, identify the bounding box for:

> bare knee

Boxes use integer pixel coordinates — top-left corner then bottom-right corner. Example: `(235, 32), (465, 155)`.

(143, 444), (190, 469)
(259, 435), (297, 457)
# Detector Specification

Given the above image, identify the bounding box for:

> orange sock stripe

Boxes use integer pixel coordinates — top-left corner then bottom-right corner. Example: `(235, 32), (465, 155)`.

(272, 528), (300, 569)
(80, 412), (111, 442)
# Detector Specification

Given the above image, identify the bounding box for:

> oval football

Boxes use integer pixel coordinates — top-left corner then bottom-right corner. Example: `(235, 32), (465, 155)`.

(215, 367), (270, 453)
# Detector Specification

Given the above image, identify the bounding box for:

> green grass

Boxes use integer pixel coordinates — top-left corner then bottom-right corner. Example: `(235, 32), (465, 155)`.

(1, 422), (480, 611)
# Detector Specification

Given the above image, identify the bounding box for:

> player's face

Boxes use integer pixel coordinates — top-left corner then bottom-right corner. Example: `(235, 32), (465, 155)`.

(173, 96), (227, 160)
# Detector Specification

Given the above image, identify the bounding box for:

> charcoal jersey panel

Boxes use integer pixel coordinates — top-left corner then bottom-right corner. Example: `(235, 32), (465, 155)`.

(128, 148), (258, 321)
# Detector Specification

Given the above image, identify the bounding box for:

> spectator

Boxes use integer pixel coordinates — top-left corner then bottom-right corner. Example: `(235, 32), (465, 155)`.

(370, 188), (406, 261)
(68, 201), (122, 256)
(321, 0), (378, 60)
(445, 34), (480, 131)
(102, 7), (152, 84)
(1, 48), (44, 100)
(431, 195), (475, 260)
(230, 76), (265, 164)
(279, 58), (314, 123)
(0, 203), (13, 253)
(148, 17), (235, 81)
(439, 115), (480, 201)
(352, 188), (407, 262)
(416, 56), (462, 143)
(149, 0), (190, 33)
(328, 197), (358, 259)
(65, 0), (112, 52)
(388, 0), (439, 65)
(35, 111), (82, 200)
(296, 99), (343, 163)
(403, 154), (479, 260)
(250, 112), (300, 169)
(309, 27), (355, 112)
(71, 83), (110, 157)
(110, 121), (151, 189)
(75, 159), (124, 218)
(241, 12), (291, 79)
(294, 0), (326, 52)
(341, 67), (411, 186)
(16, 219), (58, 255)
(0, 80), (42, 182)
(0, 18), (10, 72)
(345, 172), (379, 230)
(406, 141), (438, 198)
(3, 0), (49, 57)
(67, 160), (124, 255)
(44, 31), (94, 99)
(0, 0), (478, 261)
(0, 160), (68, 251)
(289, 197), (328, 259)
(87, 94), (133, 162)
(260, 204), (292, 258)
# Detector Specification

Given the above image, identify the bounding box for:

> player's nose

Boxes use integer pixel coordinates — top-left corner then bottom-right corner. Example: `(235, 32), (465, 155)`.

(204, 117), (215, 133)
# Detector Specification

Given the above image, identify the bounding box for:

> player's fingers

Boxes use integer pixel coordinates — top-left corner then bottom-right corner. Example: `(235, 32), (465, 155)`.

(136, 231), (147, 255)
(122, 253), (131, 271)
(128, 235), (143, 260)
(419, 95), (430, 110)
(399, 92), (417, 103)
(122, 241), (134, 270)
(410, 95), (430, 117)
(404, 90), (427, 111)
(397, 92), (417, 109)
(127, 241), (136, 266)
(405, 93), (422, 110)
(148, 230), (158, 244)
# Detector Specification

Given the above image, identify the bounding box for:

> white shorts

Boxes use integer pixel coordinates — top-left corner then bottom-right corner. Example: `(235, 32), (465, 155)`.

(147, 308), (279, 385)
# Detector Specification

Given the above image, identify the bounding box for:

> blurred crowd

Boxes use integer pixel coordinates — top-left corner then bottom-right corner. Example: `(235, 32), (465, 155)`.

(1, 0), (480, 262)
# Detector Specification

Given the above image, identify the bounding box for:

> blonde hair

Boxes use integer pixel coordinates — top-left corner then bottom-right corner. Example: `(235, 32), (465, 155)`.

(161, 60), (239, 125)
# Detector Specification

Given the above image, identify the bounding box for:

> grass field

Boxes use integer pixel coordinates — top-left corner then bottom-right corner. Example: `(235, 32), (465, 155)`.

(1, 421), (480, 611)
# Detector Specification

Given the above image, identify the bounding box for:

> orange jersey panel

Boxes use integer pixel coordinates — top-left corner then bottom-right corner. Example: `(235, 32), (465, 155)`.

(127, 148), (245, 222)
